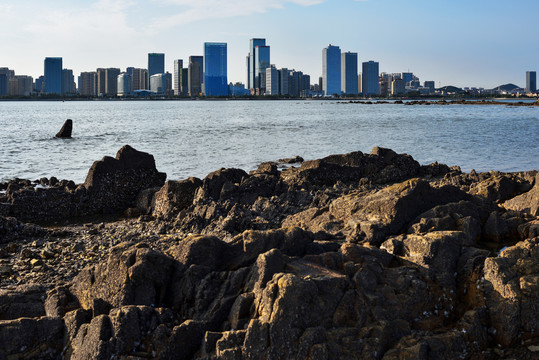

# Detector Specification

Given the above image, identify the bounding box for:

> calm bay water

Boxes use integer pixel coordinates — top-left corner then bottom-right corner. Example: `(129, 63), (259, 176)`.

(0, 100), (538, 183)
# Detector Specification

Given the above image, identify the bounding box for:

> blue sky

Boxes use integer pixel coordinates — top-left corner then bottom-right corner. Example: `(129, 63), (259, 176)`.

(1, 0), (537, 88)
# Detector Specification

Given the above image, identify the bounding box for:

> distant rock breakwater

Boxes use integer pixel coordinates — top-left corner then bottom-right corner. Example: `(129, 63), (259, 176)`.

(1, 145), (538, 359)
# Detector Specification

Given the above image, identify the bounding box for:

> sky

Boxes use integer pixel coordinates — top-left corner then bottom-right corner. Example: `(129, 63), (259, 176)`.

(1, 0), (538, 89)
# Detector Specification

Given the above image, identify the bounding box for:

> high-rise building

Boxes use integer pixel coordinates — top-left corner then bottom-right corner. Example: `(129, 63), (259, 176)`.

(181, 68), (189, 96)
(266, 66), (279, 95)
(105, 68), (121, 95)
(0, 68), (12, 96)
(165, 72), (172, 96)
(8, 76), (33, 96)
(248, 38), (266, 90)
(288, 70), (303, 97)
(148, 53), (165, 83)
(424, 81), (435, 93)
(204, 42), (228, 96)
(279, 68), (289, 96)
(254, 45), (270, 91)
(44, 57), (62, 94)
(358, 74), (362, 94)
(96, 68), (107, 95)
(362, 61), (379, 96)
(79, 72), (97, 96)
(173, 60), (183, 95)
(62, 69), (75, 94)
(322, 44), (341, 96)
(391, 78), (405, 95)
(401, 72), (413, 84)
(341, 52), (358, 95)
(117, 73), (133, 96)
(188, 56), (203, 96)
(526, 71), (537, 92)
(150, 73), (166, 95)
(132, 68), (148, 91)
(34, 76), (45, 94)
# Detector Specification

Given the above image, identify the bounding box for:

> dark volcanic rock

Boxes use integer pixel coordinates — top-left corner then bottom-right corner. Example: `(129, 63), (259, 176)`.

(84, 145), (166, 214)
(55, 119), (73, 138)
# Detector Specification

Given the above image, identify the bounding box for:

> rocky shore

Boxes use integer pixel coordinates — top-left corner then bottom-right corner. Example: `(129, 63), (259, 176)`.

(1, 145), (538, 359)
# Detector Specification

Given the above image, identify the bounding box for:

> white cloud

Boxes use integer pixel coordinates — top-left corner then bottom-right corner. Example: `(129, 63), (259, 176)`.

(148, 0), (325, 31)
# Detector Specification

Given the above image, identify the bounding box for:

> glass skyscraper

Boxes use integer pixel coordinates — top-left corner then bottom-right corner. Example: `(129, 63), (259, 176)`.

(526, 71), (537, 92)
(204, 42), (228, 96)
(322, 45), (341, 96)
(248, 38), (266, 90)
(255, 45), (270, 90)
(148, 53), (165, 83)
(362, 61), (380, 96)
(341, 52), (358, 95)
(188, 56), (203, 96)
(44, 57), (63, 94)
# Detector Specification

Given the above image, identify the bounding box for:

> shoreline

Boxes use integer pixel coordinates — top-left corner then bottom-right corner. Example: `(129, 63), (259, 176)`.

(1, 146), (538, 359)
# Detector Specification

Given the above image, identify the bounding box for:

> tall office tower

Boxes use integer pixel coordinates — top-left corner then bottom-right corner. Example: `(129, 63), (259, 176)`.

(358, 74), (362, 94)
(132, 68), (148, 91)
(126, 67), (134, 77)
(391, 78), (405, 95)
(379, 77), (388, 97)
(248, 38), (266, 90)
(96, 68), (107, 95)
(341, 52), (358, 95)
(424, 81), (435, 93)
(117, 73), (133, 96)
(62, 69), (75, 94)
(279, 68), (289, 96)
(254, 45), (270, 91)
(148, 53), (165, 84)
(401, 72), (413, 84)
(8, 76), (33, 96)
(34, 76), (45, 94)
(265, 66), (279, 95)
(79, 72), (97, 96)
(526, 71), (537, 92)
(0, 68), (10, 96)
(150, 74), (166, 95)
(362, 61), (379, 96)
(44, 57), (63, 94)
(173, 59), (183, 95)
(204, 42), (228, 96)
(288, 70), (303, 97)
(322, 44), (341, 96)
(301, 74), (311, 97)
(181, 68), (189, 95)
(165, 72), (172, 95)
(188, 56), (203, 96)
(105, 68), (121, 95)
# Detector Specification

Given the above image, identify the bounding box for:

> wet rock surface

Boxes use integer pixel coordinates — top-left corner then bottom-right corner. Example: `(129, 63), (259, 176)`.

(1, 146), (538, 359)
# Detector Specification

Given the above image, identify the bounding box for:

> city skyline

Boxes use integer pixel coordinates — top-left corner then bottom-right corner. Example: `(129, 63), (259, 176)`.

(0, 0), (538, 89)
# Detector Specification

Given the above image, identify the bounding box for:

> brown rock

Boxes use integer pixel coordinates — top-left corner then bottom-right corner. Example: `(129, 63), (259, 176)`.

(55, 119), (73, 138)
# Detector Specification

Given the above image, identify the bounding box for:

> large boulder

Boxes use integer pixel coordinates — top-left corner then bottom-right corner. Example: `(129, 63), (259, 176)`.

(83, 145), (166, 214)
(153, 177), (202, 218)
(502, 173), (539, 216)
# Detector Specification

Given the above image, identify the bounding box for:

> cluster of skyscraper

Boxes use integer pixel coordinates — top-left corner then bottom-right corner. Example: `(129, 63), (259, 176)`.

(1, 37), (537, 98)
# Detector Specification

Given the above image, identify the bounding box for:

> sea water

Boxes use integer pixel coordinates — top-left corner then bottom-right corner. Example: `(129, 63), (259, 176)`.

(0, 100), (538, 183)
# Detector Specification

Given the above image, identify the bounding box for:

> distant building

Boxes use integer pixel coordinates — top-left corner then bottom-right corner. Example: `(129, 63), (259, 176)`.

(204, 42), (228, 96)
(526, 71), (537, 92)
(266, 66), (279, 95)
(401, 72), (413, 84)
(105, 68), (121, 95)
(132, 68), (148, 91)
(62, 69), (75, 94)
(148, 53), (165, 84)
(117, 73), (133, 96)
(424, 81), (435, 93)
(173, 59), (183, 96)
(322, 44), (341, 96)
(34, 76), (44, 94)
(255, 45), (270, 92)
(150, 73), (166, 95)
(358, 74), (362, 94)
(181, 68), (189, 96)
(188, 56), (203, 96)
(301, 74), (311, 97)
(0, 67), (13, 96)
(44, 57), (62, 94)
(79, 72), (97, 96)
(362, 61), (379, 96)
(341, 52), (358, 95)
(8, 75), (33, 96)
(279, 68), (289, 96)
(96, 68), (107, 95)
(248, 38), (266, 90)
(391, 78), (405, 95)
(229, 82), (250, 96)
